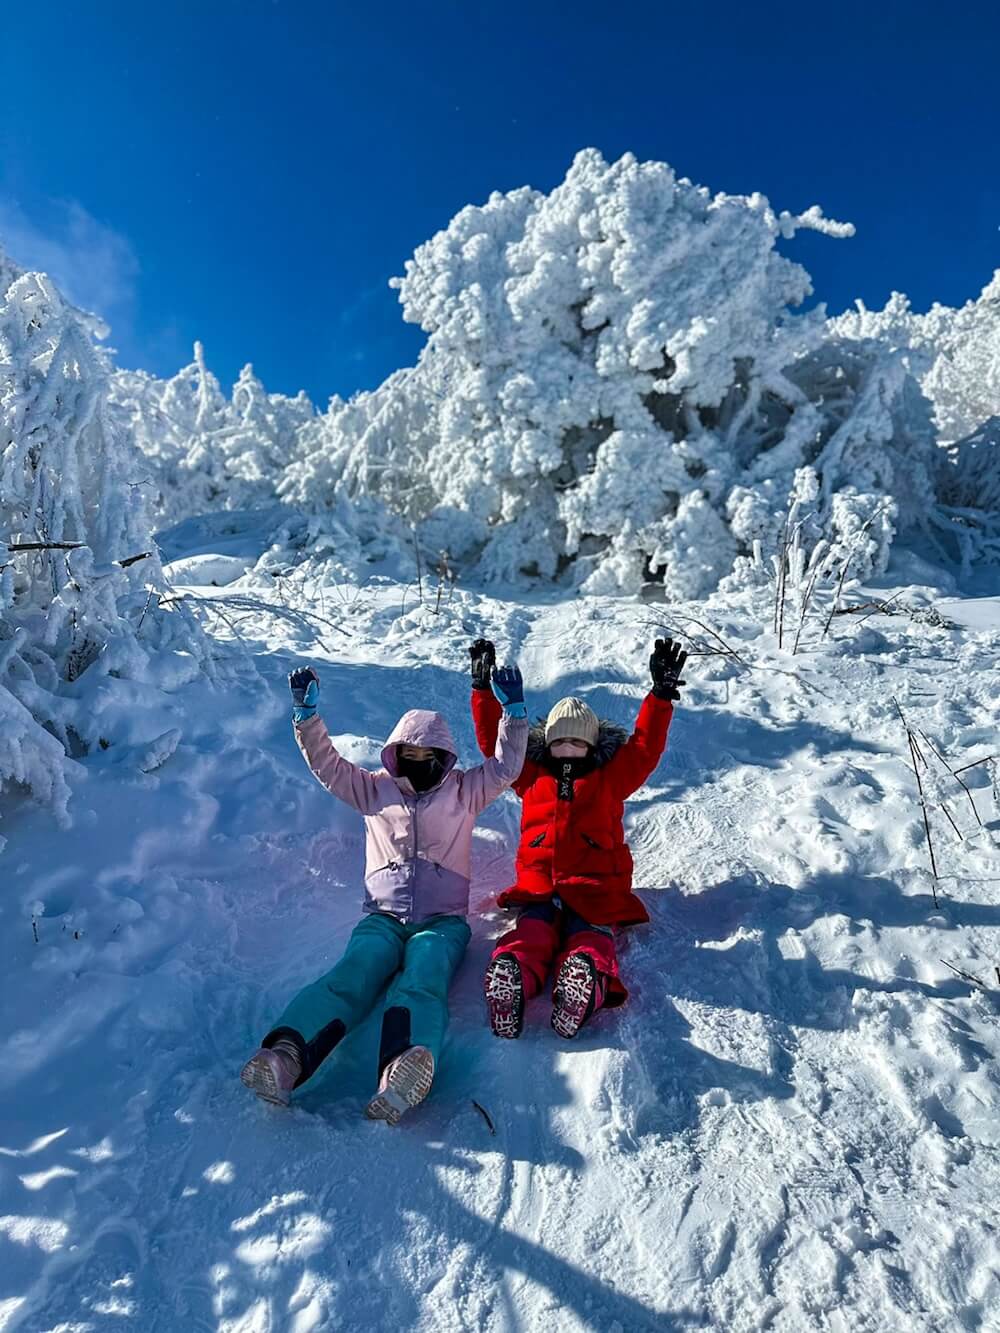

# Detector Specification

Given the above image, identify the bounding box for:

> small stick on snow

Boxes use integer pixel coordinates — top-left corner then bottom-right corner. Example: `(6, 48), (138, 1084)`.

(940, 959), (987, 990)
(472, 1100), (496, 1135)
(851, 591), (906, 628)
(953, 755), (998, 777)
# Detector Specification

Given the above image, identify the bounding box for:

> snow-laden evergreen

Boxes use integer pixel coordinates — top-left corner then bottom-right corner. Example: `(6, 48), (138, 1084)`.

(829, 274), (1000, 570)
(112, 343), (314, 524)
(0, 267), (206, 825)
(831, 271), (1000, 445)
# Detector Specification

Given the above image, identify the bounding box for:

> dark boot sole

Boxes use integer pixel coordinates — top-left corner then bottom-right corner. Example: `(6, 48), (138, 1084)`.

(485, 954), (525, 1039)
(551, 954), (598, 1040)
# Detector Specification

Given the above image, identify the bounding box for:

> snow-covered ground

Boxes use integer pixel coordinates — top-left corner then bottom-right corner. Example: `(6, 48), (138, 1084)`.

(2, 522), (999, 1333)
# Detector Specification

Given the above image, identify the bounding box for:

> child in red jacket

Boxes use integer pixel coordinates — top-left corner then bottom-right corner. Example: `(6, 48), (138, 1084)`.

(470, 637), (687, 1039)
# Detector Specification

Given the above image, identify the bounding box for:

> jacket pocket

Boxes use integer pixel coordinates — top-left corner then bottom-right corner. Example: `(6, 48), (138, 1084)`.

(528, 832), (547, 848)
(581, 831), (613, 851)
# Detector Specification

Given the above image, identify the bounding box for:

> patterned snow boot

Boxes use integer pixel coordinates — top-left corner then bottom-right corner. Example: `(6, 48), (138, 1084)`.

(365, 1045), (435, 1126)
(240, 1043), (300, 1107)
(551, 953), (606, 1039)
(484, 953), (525, 1039)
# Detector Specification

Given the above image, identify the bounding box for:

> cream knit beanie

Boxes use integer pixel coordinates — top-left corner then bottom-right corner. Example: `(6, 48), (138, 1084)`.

(544, 697), (599, 748)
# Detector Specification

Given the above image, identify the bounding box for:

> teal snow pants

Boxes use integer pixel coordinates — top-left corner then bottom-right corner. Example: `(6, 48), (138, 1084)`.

(262, 912), (471, 1088)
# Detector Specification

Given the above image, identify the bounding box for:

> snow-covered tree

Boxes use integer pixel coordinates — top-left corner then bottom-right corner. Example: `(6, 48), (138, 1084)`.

(218, 363), (313, 506)
(0, 243), (24, 298)
(829, 275), (1000, 444)
(288, 149), (957, 594)
(829, 274), (1000, 567)
(0, 270), (205, 824)
(113, 345), (315, 525)
(111, 345), (228, 523)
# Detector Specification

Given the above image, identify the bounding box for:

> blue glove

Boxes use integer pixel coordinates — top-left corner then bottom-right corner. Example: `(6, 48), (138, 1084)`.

(289, 666), (320, 723)
(490, 665), (527, 719)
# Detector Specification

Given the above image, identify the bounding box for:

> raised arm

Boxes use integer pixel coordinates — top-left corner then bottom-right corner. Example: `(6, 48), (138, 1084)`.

(469, 638), (500, 757)
(606, 693), (674, 798)
(289, 666), (383, 814)
(460, 665), (529, 814)
(471, 686), (503, 758)
(607, 639), (687, 799)
(461, 710), (530, 815)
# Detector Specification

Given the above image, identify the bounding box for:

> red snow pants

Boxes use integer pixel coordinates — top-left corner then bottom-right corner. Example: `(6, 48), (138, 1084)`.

(490, 897), (628, 1008)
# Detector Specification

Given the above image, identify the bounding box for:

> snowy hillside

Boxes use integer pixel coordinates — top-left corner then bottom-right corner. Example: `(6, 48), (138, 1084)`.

(2, 514), (999, 1331)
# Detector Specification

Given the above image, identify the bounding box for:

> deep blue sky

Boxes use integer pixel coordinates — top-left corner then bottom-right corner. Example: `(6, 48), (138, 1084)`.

(2, 2), (998, 405)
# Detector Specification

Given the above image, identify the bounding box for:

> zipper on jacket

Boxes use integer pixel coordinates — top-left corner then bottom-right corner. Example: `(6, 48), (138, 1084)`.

(410, 799), (418, 908)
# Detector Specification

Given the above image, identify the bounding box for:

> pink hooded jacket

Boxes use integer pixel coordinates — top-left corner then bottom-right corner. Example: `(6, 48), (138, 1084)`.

(294, 707), (528, 923)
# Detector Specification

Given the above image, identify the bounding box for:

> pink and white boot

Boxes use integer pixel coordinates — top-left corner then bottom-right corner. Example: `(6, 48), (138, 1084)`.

(240, 1046), (300, 1107)
(365, 1045), (435, 1125)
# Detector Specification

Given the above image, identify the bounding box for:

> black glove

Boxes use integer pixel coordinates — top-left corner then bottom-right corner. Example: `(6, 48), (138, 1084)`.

(649, 638), (687, 702)
(469, 638), (496, 690)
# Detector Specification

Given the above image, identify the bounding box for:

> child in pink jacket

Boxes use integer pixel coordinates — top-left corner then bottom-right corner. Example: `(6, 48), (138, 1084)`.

(240, 663), (528, 1123)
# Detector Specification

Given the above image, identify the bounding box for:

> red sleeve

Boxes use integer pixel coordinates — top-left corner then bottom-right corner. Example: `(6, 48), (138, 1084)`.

(472, 687), (542, 797)
(470, 687), (502, 759)
(607, 693), (673, 798)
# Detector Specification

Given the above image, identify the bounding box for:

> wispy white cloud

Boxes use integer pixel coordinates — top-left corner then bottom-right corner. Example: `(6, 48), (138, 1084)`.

(0, 195), (139, 330)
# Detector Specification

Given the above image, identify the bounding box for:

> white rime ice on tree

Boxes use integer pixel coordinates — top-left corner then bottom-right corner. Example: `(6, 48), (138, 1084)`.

(830, 272), (1000, 568)
(112, 344), (314, 524)
(832, 273), (1000, 445)
(287, 148), (959, 593)
(0, 270), (205, 823)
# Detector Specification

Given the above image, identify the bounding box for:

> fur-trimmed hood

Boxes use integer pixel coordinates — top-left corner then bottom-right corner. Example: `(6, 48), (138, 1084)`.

(527, 716), (629, 767)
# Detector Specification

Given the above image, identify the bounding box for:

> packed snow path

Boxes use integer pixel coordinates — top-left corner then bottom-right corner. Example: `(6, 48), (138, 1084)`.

(2, 549), (1000, 1331)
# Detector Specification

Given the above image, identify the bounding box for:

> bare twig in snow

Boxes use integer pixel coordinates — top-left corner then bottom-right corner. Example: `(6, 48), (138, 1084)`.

(893, 697), (940, 905)
(822, 504), (892, 639)
(472, 1100), (496, 1135)
(7, 540), (83, 552)
(940, 959), (987, 989)
(412, 527), (424, 605)
(953, 755), (998, 777)
(918, 729), (984, 831)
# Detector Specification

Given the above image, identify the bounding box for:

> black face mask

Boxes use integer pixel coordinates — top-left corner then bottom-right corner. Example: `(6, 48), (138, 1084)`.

(544, 751), (595, 779)
(397, 753), (445, 792)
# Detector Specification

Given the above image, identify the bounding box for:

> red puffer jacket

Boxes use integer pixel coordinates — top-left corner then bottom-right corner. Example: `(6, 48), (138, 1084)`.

(471, 689), (673, 926)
